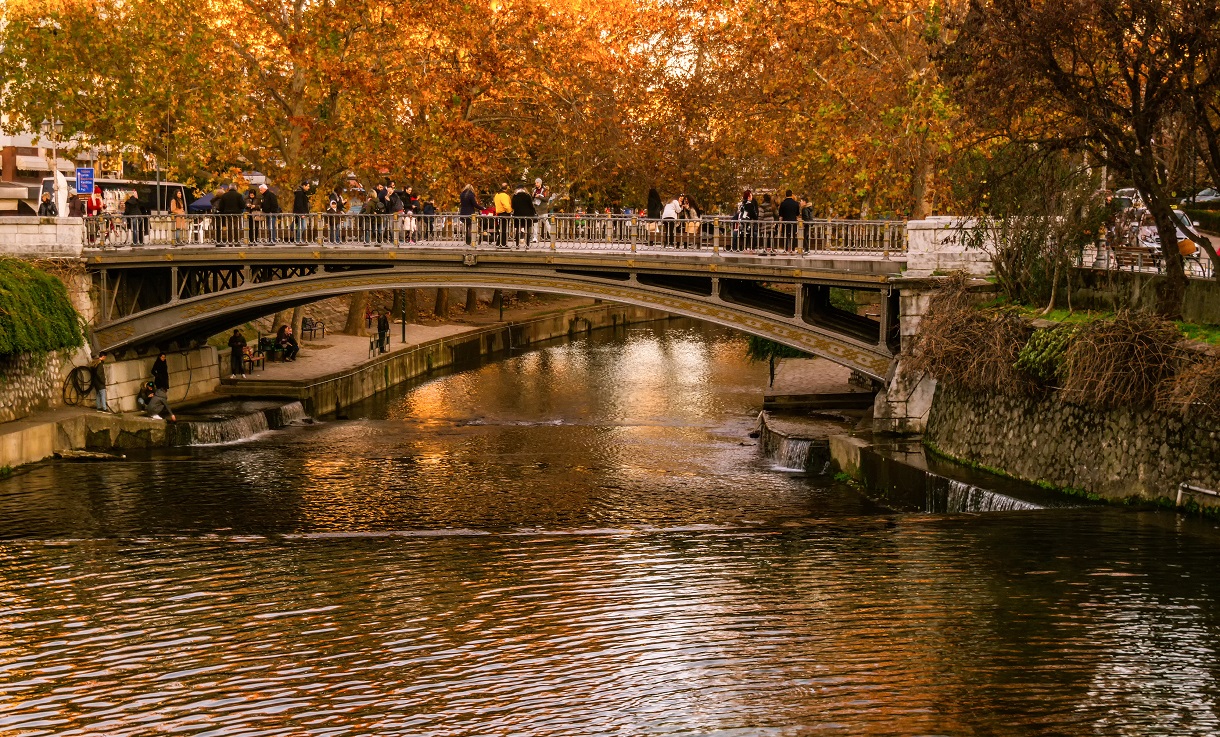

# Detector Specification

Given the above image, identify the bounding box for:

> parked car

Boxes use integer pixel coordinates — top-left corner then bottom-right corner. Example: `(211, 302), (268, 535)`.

(1180, 188), (1220, 205)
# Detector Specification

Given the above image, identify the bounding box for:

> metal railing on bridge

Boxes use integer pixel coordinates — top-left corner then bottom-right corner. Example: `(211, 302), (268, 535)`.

(83, 212), (907, 257)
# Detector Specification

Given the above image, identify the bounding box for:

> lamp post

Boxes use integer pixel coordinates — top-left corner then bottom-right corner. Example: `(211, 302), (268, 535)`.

(40, 116), (63, 208)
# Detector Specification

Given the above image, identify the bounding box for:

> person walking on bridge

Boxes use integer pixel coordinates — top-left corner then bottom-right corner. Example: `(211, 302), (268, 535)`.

(293, 182), (312, 242)
(460, 184), (481, 246)
(218, 184), (246, 245)
(779, 189), (800, 253)
(735, 190), (758, 251)
(259, 184), (281, 242)
(531, 178), (550, 243)
(494, 183), (512, 248)
(124, 191), (147, 245)
(511, 184), (536, 249)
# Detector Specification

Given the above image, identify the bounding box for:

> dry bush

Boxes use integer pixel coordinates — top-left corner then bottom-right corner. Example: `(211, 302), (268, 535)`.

(1060, 312), (1183, 409)
(905, 274), (1033, 395)
(1160, 348), (1220, 418)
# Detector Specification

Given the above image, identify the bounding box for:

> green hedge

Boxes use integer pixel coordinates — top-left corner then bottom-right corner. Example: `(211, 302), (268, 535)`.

(0, 259), (83, 356)
(1184, 209), (1220, 233)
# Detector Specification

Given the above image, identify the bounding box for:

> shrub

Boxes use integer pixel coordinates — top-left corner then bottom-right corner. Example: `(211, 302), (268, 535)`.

(1013, 325), (1076, 386)
(1160, 349), (1220, 419)
(0, 259), (84, 356)
(1059, 312), (1182, 409)
(905, 274), (1033, 395)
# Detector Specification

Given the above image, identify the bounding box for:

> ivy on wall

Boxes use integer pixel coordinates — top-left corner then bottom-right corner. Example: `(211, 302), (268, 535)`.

(0, 259), (83, 356)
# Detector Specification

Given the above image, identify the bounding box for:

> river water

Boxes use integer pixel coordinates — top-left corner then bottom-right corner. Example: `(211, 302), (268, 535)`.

(2, 321), (1219, 736)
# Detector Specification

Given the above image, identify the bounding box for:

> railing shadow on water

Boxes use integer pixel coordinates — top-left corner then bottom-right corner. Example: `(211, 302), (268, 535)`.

(82, 213), (908, 257)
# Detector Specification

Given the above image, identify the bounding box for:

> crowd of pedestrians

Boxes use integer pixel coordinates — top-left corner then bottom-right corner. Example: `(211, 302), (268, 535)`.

(88, 174), (826, 253)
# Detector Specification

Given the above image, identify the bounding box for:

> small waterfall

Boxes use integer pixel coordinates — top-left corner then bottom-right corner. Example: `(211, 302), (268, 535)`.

(772, 437), (814, 472)
(935, 479), (1043, 513)
(170, 400), (310, 446)
(170, 411), (270, 446)
(267, 401), (308, 428)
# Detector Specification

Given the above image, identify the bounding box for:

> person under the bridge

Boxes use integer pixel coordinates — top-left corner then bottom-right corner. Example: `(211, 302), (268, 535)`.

(277, 325), (300, 361)
(377, 312), (390, 353)
(138, 380), (177, 422)
(228, 329), (247, 378)
(151, 353), (170, 393)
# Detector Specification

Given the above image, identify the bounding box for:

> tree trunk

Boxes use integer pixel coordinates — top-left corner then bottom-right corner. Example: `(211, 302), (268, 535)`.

(390, 289), (403, 316)
(404, 289), (418, 323)
(492, 289), (503, 311)
(344, 292), (368, 335)
(433, 288), (449, 319)
(465, 288), (479, 313)
(516, 290), (529, 304)
(271, 309), (293, 335)
(290, 305), (304, 340)
(910, 135), (936, 220)
(1140, 185), (1188, 318)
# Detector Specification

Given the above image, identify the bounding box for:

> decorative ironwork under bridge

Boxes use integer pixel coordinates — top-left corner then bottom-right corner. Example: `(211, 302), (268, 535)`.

(84, 213), (908, 380)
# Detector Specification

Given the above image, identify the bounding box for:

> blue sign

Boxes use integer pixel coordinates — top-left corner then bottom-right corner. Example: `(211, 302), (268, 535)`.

(75, 167), (94, 195)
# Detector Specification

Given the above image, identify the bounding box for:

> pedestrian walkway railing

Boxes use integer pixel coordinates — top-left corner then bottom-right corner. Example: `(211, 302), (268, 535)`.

(82, 212), (907, 256)
(1078, 241), (1215, 279)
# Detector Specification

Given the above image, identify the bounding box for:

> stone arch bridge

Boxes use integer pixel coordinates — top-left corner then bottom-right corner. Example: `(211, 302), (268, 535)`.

(86, 244), (907, 380)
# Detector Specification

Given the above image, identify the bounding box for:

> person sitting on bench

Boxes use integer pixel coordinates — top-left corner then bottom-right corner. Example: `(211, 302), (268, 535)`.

(277, 324), (300, 361)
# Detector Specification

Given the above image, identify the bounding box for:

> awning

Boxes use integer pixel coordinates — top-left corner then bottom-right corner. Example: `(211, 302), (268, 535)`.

(14, 155), (79, 173)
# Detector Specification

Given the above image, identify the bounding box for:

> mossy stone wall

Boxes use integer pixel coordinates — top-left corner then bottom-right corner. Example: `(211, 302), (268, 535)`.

(925, 382), (1220, 502)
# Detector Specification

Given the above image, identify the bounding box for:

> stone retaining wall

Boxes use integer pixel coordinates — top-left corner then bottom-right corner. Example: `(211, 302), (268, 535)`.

(925, 383), (1220, 505)
(0, 350), (80, 423)
(1071, 268), (1220, 326)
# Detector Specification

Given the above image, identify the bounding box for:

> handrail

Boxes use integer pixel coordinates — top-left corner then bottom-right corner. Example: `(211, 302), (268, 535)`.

(80, 212), (907, 257)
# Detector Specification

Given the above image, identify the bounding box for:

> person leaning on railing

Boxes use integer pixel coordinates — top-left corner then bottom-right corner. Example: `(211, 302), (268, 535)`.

(511, 184), (535, 248)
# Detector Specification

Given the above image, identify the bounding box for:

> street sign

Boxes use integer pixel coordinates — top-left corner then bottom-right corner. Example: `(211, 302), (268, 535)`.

(75, 167), (94, 195)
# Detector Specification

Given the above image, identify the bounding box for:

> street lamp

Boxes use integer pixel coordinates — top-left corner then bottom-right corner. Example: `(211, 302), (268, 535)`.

(40, 117), (63, 209)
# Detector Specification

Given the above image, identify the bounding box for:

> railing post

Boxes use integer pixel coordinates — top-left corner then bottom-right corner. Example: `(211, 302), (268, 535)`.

(170, 266), (179, 303)
(550, 214), (557, 251)
(631, 215), (637, 253)
(882, 221), (890, 260)
(713, 218), (720, 255)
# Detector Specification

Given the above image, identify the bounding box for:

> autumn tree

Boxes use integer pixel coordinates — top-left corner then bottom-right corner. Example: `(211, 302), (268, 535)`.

(944, 0), (1220, 315)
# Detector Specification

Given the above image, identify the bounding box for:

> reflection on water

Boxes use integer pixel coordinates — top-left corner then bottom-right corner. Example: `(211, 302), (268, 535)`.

(0, 321), (1219, 736)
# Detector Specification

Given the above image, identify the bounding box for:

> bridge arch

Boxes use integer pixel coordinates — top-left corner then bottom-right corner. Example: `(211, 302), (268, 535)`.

(90, 264), (898, 379)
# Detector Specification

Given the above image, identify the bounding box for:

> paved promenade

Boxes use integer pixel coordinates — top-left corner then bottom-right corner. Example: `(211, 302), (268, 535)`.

(234, 296), (596, 385)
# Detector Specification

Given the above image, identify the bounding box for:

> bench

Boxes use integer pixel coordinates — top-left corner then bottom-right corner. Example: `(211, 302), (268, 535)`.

(243, 350), (265, 374)
(302, 316), (325, 339)
(259, 336), (285, 361)
(1112, 245), (1161, 270)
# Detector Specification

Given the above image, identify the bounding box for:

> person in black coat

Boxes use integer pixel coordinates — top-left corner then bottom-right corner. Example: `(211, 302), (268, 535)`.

(218, 184), (246, 244)
(778, 189), (801, 253)
(376, 312), (390, 353)
(292, 182), (312, 242)
(277, 325), (300, 361)
(259, 184), (281, 242)
(151, 353), (170, 391)
(124, 192), (147, 245)
(510, 185), (536, 248)
(459, 184), (481, 245)
(227, 329), (247, 378)
(734, 189), (759, 251)
(38, 193), (58, 216)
